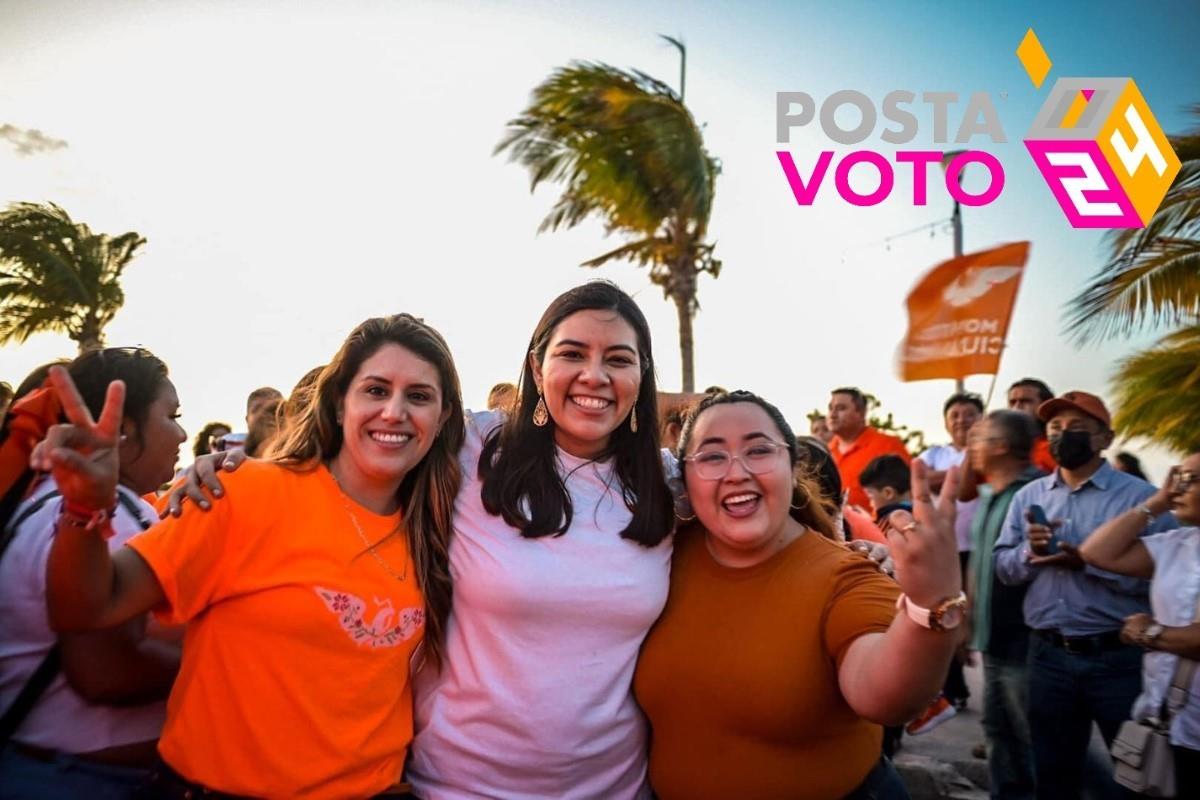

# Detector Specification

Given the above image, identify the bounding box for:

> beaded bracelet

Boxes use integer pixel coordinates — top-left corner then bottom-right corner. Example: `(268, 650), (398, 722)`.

(60, 499), (117, 540)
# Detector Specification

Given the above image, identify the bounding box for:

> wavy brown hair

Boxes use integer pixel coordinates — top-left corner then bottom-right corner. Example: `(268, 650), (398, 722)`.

(677, 390), (837, 538)
(267, 314), (464, 668)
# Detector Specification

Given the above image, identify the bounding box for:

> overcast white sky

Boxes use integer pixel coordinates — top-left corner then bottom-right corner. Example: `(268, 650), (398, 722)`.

(2, 0), (1196, 478)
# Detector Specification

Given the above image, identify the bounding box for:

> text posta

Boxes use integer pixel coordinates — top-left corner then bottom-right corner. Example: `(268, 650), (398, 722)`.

(775, 91), (1007, 207)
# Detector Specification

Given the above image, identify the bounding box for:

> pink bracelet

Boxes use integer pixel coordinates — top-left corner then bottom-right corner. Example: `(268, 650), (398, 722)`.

(59, 501), (117, 539)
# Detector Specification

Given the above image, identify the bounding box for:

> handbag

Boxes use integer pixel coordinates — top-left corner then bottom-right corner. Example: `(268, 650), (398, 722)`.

(1111, 597), (1200, 797)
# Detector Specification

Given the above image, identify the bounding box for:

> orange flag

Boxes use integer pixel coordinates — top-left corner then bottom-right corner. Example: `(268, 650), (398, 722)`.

(898, 242), (1031, 381)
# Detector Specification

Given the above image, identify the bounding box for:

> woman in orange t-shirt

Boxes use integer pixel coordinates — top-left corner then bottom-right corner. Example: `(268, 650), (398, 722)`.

(633, 391), (964, 799)
(33, 314), (465, 799)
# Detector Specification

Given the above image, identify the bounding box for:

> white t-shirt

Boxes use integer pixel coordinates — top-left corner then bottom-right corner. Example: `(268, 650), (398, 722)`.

(918, 444), (979, 553)
(0, 479), (167, 751)
(408, 411), (671, 799)
(1133, 527), (1200, 749)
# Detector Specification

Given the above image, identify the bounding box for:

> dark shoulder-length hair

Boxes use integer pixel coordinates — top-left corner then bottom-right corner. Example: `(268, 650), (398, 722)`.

(677, 390), (837, 538)
(267, 314), (465, 668)
(478, 281), (673, 547)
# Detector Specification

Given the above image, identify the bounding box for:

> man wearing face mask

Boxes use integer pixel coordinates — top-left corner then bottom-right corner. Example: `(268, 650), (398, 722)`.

(993, 391), (1177, 799)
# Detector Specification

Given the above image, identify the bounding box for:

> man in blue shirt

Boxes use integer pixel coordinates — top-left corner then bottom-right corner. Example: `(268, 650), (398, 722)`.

(994, 391), (1175, 799)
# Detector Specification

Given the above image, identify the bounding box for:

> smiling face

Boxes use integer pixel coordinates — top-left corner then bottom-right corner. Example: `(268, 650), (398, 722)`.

(683, 402), (799, 566)
(945, 401), (982, 450)
(120, 379), (187, 494)
(332, 343), (449, 501)
(530, 308), (643, 459)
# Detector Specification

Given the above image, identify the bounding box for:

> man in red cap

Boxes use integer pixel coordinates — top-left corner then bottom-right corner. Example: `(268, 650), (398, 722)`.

(994, 391), (1176, 799)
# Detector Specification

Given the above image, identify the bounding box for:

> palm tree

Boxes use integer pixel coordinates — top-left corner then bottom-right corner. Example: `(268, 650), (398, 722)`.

(496, 61), (720, 391)
(0, 202), (146, 353)
(1065, 105), (1200, 452)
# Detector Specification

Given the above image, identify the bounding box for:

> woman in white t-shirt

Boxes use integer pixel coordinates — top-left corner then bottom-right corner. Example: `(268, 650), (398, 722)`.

(407, 281), (674, 799)
(0, 348), (185, 798)
(1079, 452), (1200, 796)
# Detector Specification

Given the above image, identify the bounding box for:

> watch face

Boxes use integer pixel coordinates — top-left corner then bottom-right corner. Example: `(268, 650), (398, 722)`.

(939, 605), (965, 630)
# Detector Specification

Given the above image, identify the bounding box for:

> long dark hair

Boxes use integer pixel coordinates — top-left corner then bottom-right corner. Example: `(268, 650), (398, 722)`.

(268, 314), (465, 668)
(677, 390), (837, 537)
(479, 281), (673, 547)
(0, 348), (171, 529)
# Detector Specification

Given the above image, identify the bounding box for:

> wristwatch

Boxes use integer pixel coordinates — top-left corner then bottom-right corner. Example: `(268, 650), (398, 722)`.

(897, 592), (968, 632)
(1143, 622), (1166, 649)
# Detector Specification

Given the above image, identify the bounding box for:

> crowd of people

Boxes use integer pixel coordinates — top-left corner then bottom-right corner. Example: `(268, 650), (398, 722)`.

(0, 280), (1196, 800)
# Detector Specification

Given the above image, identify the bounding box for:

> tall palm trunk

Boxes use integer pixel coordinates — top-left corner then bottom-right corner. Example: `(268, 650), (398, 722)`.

(671, 263), (697, 392)
(76, 316), (104, 353)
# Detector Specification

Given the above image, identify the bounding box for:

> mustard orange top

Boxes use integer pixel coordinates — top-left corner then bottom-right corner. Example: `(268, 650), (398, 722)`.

(830, 426), (912, 510)
(129, 460), (424, 799)
(634, 524), (900, 799)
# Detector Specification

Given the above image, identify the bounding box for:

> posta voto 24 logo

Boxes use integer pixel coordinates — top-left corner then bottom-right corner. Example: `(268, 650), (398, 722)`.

(774, 28), (1180, 229)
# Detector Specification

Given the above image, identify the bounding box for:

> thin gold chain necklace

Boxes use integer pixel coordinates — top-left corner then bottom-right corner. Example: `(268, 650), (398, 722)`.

(329, 469), (409, 582)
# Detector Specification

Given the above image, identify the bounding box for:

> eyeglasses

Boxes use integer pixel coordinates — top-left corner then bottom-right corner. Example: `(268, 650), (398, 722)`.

(1172, 470), (1199, 493)
(683, 441), (790, 480)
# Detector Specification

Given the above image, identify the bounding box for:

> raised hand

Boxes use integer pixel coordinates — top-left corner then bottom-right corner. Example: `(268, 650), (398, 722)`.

(885, 460), (962, 608)
(28, 366), (124, 511)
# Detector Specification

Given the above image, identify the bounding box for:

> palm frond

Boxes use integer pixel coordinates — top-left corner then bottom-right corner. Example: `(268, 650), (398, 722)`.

(1110, 323), (1200, 452)
(1065, 105), (1200, 343)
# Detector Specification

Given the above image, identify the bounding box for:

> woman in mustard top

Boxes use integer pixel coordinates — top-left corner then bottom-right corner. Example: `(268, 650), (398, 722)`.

(634, 391), (964, 799)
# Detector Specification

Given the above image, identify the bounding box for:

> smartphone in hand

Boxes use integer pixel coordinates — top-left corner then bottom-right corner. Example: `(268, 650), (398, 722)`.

(1027, 504), (1059, 554)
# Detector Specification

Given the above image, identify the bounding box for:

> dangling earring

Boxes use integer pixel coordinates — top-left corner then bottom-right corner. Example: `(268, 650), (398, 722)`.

(532, 391), (549, 427)
(630, 406), (638, 433)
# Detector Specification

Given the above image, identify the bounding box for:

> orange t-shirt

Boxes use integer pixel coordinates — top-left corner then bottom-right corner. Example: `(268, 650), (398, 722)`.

(128, 461), (425, 799)
(1032, 436), (1056, 474)
(844, 504), (888, 544)
(634, 524), (901, 799)
(830, 427), (912, 510)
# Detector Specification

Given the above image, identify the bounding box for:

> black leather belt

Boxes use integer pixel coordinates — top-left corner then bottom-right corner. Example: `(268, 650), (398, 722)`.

(9, 741), (148, 769)
(1035, 628), (1128, 655)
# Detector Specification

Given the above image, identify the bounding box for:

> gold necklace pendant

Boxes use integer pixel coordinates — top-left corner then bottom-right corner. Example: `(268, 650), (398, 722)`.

(329, 467), (409, 582)
(340, 501), (410, 582)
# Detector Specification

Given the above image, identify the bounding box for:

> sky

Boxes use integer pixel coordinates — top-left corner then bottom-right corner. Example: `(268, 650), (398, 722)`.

(1, 0), (1197, 478)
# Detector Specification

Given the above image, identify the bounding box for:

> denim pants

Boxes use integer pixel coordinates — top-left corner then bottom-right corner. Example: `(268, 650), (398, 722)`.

(0, 745), (150, 800)
(982, 654), (1034, 800)
(843, 756), (911, 800)
(1026, 634), (1142, 800)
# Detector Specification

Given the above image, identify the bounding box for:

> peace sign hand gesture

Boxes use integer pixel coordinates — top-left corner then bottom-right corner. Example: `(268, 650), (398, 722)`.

(884, 460), (962, 609)
(28, 366), (124, 511)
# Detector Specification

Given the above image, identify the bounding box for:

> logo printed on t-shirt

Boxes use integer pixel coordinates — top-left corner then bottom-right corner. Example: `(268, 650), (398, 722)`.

(315, 587), (424, 648)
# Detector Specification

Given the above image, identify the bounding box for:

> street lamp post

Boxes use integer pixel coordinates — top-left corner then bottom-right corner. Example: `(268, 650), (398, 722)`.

(943, 151), (966, 394)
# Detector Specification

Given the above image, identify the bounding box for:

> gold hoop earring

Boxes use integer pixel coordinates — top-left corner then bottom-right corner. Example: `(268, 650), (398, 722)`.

(532, 392), (549, 427)
(630, 406), (638, 433)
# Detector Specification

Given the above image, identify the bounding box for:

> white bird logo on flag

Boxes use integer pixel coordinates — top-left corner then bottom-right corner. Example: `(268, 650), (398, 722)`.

(942, 266), (1023, 307)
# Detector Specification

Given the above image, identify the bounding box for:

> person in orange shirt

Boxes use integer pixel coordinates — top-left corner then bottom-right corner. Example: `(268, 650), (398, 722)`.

(33, 314), (465, 799)
(827, 387), (912, 511)
(1006, 378), (1057, 474)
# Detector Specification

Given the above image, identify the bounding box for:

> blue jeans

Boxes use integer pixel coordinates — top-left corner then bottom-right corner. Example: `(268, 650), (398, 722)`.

(843, 756), (911, 800)
(1026, 634), (1142, 800)
(0, 745), (150, 800)
(982, 654), (1034, 800)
